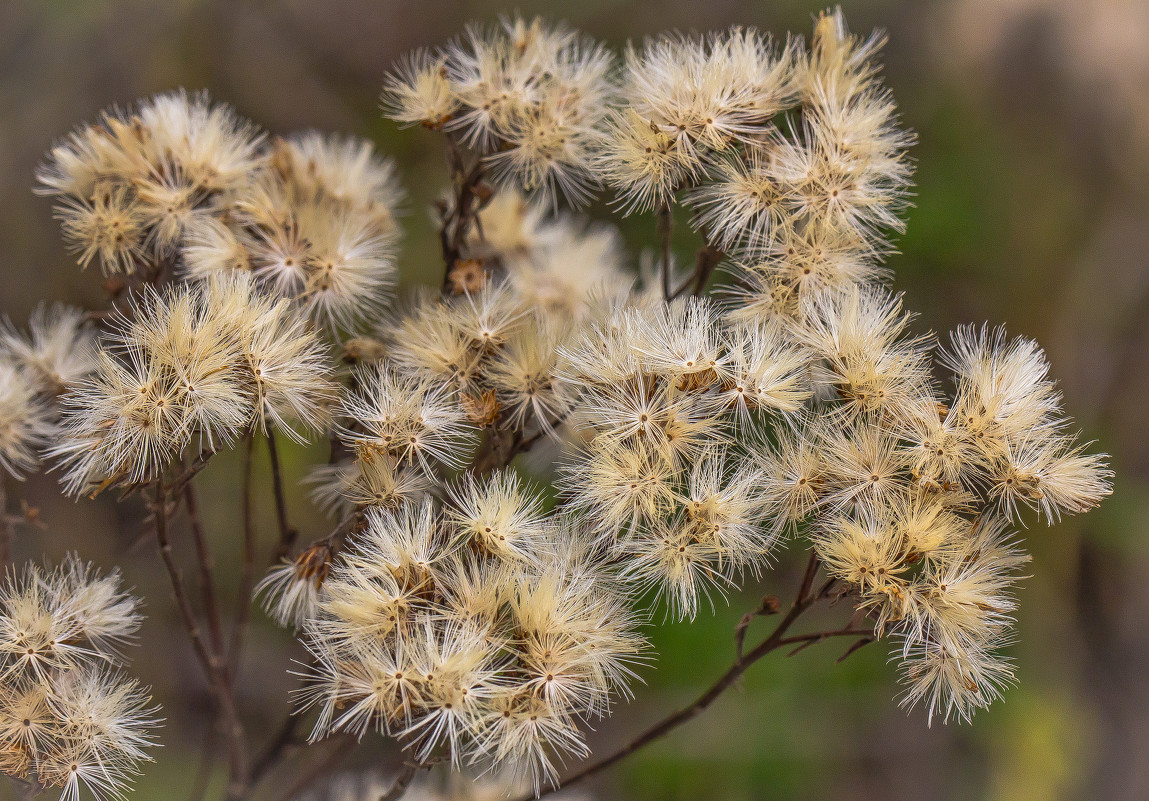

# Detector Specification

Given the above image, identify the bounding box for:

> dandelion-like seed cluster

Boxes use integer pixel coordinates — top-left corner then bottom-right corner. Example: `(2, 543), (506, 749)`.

(557, 298), (809, 618)
(50, 275), (334, 496)
(296, 489), (642, 788)
(384, 18), (613, 206)
(37, 92), (400, 330)
(0, 558), (157, 800)
(0, 7), (1114, 799)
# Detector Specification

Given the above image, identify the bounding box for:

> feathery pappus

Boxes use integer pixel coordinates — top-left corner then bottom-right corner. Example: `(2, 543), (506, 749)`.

(0, 7), (1115, 801)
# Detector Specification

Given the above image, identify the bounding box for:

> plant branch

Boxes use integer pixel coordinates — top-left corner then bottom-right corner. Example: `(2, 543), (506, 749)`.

(266, 430), (298, 562)
(270, 734), (356, 801)
(836, 635), (876, 663)
(690, 241), (725, 296)
(658, 203), (673, 300)
(512, 426), (551, 460)
(183, 482), (225, 656)
(167, 449), (217, 497)
(518, 552), (850, 800)
(378, 762), (421, 801)
(248, 649), (326, 790)
(438, 135), (490, 291)
(151, 480), (249, 798)
(467, 407), (570, 477)
(670, 240), (725, 300)
(187, 716), (219, 801)
(734, 594), (780, 660)
(780, 627), (875, 655)
(466, 424), (516, 477)
(228, 434), (258, 684)
(247, 515), (357, 792)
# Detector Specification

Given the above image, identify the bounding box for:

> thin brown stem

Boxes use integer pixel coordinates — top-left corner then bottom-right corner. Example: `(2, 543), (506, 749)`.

(691, 241), (725, 296)
(152, 480), (249, 797)
(795, 551), (822, 603)
(271, 735), (356, 801)
(247, 646), (322, 789)
(512, 427), (549, 460)
(781, 627), (874, 656)
(438, 136), (490, 291)
(517, 552), (845, 801)
(243, 518), (359, 795)
(734, 594), (781, 660)
(836, 635), (876, 663)
(167, 448), (216, 497)
(658, 203), (673, 300)
(670, 240), (725, 300)
(266, 431), (297, 562)
(183, 483), (225, 656)
(228, 434), (257, 682)
(467, 407), (571, 477)
(467, 424), (515, 477)
(378, 762), (420, 801)
(182, 479), (225, 801)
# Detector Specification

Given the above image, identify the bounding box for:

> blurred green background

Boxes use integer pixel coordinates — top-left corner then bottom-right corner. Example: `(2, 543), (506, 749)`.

(2, 0), (1147, 799)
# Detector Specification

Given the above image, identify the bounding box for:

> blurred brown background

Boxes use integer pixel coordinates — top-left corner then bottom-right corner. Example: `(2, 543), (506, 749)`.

(2, 1), (1147, 799)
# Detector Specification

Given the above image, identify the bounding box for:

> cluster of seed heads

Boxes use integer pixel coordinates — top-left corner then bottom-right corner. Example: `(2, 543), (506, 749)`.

(0, 7), (1113, 800)
(0, 558), (156, 801)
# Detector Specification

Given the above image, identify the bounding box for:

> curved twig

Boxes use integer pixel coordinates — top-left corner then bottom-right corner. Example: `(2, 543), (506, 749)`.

(515, 553), (870, 801)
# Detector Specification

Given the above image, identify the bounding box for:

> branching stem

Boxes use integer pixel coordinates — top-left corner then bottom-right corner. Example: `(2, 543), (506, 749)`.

(183, 482), (225, 655)
(249, 703), (304, 786)
(152, 480), (249, 798)
(670, 240), (725, 299)
(438, 134), (489, 290)
(517, 553), (869, 800)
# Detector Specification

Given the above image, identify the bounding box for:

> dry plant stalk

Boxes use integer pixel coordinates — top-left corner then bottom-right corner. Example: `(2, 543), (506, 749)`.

(0, 8), (1111, 801)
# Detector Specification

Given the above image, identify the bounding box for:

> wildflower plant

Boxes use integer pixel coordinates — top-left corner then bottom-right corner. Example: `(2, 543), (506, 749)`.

(0, 7), (1111, 801)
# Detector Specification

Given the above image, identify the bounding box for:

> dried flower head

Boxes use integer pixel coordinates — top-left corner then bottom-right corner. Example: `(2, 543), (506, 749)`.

(296, 489), (643, 791)
(50, 275), (334, 495)
(383, 16), (612, 207)
(0, 557), (158, 801)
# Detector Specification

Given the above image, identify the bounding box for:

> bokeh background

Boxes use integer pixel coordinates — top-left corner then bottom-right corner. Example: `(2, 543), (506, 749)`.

(2, 1), (1147, 799)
